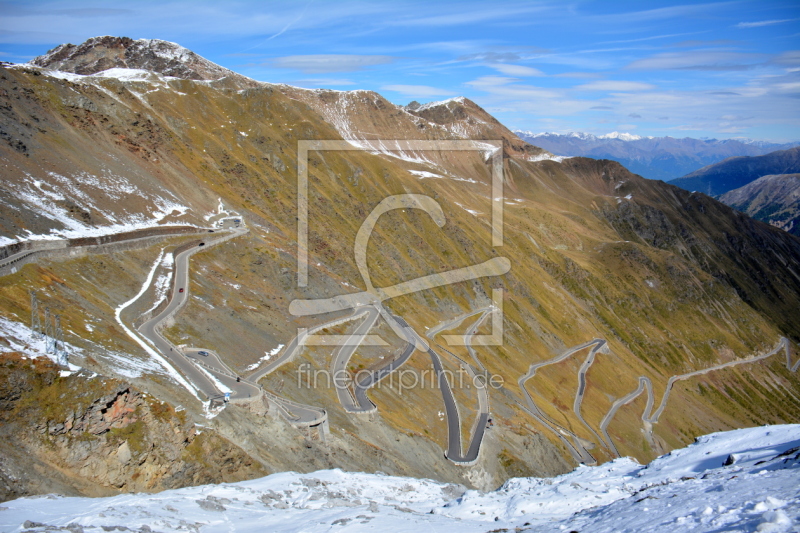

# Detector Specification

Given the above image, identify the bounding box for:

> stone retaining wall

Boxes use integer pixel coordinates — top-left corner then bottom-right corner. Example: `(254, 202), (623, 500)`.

(0, 226), (205, 277)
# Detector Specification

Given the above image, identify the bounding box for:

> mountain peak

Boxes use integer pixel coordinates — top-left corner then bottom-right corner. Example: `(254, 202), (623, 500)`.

(598, 131), (644, 141)
(30, 36), (241, 82)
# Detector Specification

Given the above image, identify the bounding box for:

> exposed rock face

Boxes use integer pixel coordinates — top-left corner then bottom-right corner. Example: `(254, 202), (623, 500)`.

(30, 36), (245, 83)
(0, 353), (267, 502)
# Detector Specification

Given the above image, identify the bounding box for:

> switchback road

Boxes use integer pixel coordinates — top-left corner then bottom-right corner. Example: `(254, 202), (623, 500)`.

(137, 227), (249, 400)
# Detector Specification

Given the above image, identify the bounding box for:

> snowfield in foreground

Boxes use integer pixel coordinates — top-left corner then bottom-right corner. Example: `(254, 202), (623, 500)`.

(1, 425), (798, 532)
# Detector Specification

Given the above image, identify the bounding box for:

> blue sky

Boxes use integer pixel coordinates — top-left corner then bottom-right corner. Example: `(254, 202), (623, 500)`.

(1, 1), (798, 141)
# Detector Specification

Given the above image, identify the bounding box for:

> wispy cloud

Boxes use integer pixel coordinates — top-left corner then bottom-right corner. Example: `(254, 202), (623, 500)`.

(458, 49), (550, 62)
(626, 51), (765, 71)
(490, 64), (545, 77)
(386, 4), (552, 27)
(736, 18), (799, 29)
(459, 52), (522, 62)
(670, 39), (741, 47)
(576, 80), (655, 91)
(593, 2), (736, 24)
(295, 78), (356, 86)
(599, 32), (705, 45)
(267, 54), (394, 73)
(53, 8), (134, 17)
(554, 72), (603, 79)
(380, 84), (453, 98)
(772, 50), (800, 67)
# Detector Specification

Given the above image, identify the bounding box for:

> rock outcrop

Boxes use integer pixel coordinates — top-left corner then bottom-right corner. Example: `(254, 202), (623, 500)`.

(0, 353), (267, 502)
(30, 36), (255, 85)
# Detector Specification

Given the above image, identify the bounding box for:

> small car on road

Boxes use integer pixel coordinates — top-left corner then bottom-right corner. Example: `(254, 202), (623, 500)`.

(179, 288), (184, 293)
(198, 351), (208, 356)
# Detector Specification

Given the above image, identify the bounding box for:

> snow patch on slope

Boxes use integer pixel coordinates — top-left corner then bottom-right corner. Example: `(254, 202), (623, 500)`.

(144, 253), (174, 316)
(0, 314), (164, 379)
(245, 344), (285, 372)
(114, 249), (200, 400)
(4, 170), (189, 242)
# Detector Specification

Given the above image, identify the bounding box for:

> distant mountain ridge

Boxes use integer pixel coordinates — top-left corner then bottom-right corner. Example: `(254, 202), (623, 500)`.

(719, 174), (800, 237)
(514, 130), (798, 181)
(669, 146), (800, 196)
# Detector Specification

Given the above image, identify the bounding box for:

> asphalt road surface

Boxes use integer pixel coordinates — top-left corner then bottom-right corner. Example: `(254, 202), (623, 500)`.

(331, 306), (380, 412)
(138, 228), (249, 400)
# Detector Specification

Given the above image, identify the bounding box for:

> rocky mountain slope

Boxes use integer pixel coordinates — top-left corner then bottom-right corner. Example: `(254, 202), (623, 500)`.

(1, 37), (799, 498)
(670, 146), (800, 196)
(0, 351), (266, 502)
(30, 36), (255, 87)
(719, 174), (800, 237)
(514, 131), (797, 181)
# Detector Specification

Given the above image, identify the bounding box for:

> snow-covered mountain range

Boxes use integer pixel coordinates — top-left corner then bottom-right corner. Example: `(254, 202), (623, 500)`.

(3, 424), (798, 532)
(515, 130), (798, 181)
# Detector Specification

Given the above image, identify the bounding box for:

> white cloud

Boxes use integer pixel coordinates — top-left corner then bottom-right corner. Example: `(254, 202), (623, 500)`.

(774, 81), (800, 93)
(267, 54), (394, 73)
(295, 78), (356, 86)
(575, 80), (655, 92)
(554, 72), (603, 78)
(466, 75), (518, 88)
(380, 84), (454, 97)
(736, 18), (799, 29)
(626, 51), (765, 71)
(386, 4), (552, 27)
(773, 51), (800, 67)
(490, 63), (545, 77)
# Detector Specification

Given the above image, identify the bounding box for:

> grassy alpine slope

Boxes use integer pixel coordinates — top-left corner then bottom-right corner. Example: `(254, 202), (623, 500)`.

(0, 56), (799, 492)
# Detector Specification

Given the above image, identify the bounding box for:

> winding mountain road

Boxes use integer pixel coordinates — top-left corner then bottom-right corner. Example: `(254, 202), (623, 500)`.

(598, 337), (795, 456)
(518, 336), (797, 462)
(332, 306), (381, 412)
(424, 312), (493, 464)
(137, 227), (251, 400)
(572, 340), (607, 446)
(517, 340), (604, 465)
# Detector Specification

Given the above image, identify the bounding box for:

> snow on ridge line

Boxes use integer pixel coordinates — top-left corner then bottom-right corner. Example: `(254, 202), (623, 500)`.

(515, 130), (651, 141)
(527, 152), (571, 162)
(415, 95), (467, 111)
